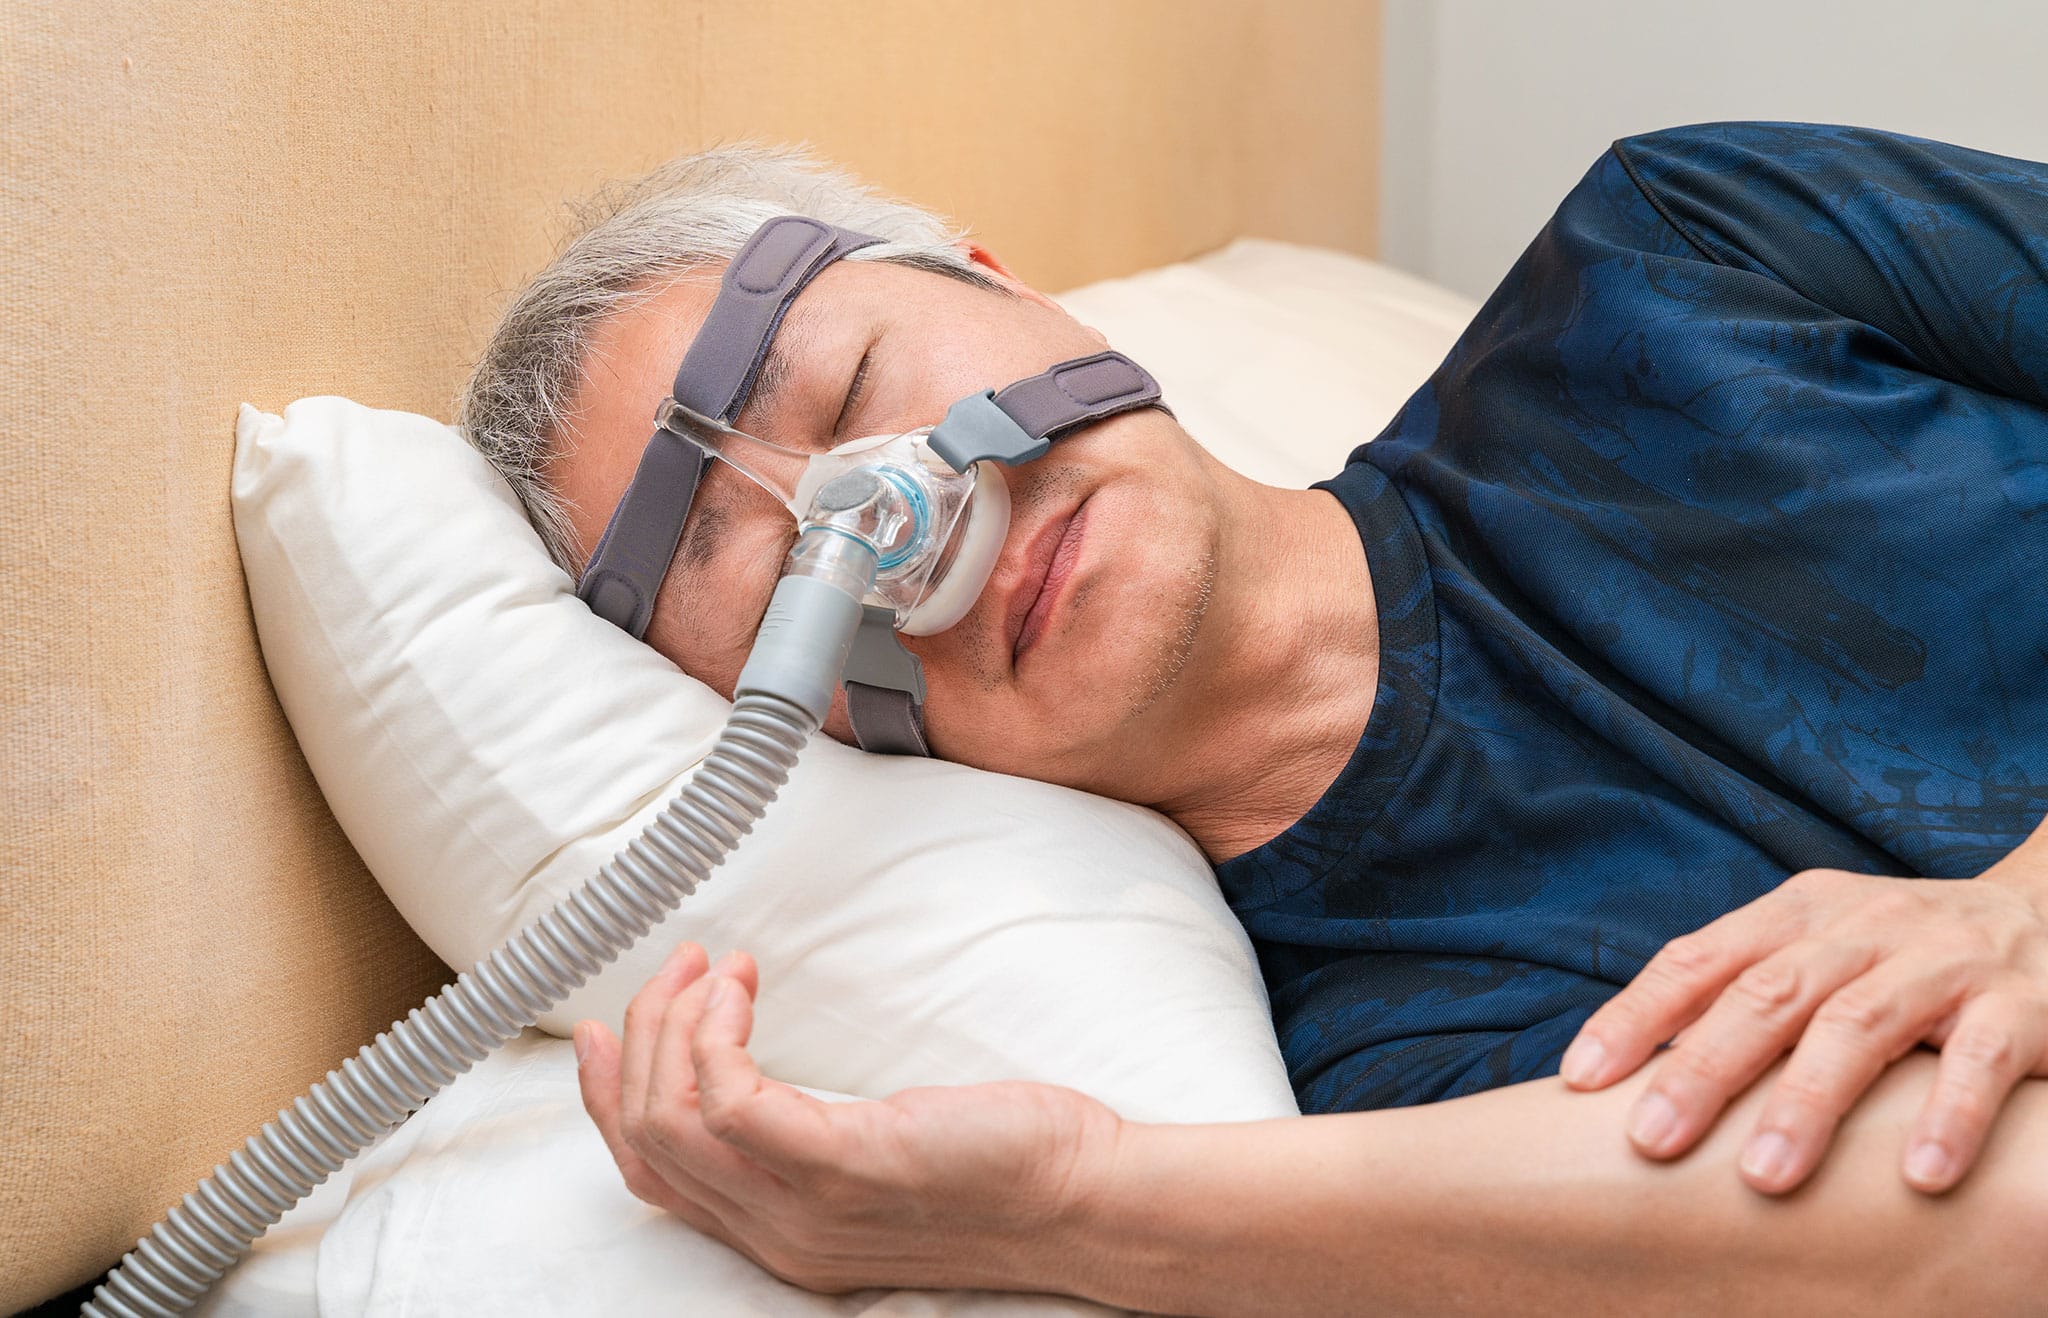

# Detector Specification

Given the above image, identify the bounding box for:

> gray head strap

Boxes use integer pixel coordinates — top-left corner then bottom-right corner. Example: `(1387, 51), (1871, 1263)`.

(928, 350), (1166, 473)
(577, 216), (882, 637)
(843, 605), (930, 755)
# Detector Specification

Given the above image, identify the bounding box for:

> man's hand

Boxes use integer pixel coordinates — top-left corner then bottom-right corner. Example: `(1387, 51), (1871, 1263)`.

(574, 941), (1125, 1296)
(1559, 865), (2048, 1196)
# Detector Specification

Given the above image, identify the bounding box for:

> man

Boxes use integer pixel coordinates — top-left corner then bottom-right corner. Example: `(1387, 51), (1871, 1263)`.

(460, 123), (2048, 1311)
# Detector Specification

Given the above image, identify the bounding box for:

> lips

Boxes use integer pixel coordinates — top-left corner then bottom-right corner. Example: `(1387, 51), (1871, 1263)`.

(1006, 499), (1088, 663)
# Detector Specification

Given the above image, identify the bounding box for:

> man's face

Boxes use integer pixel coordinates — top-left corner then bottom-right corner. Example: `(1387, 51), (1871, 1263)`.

(551, 249), (1227, 790)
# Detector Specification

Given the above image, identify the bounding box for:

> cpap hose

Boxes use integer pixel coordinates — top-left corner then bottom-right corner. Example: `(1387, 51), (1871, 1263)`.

(84, 530), (876, 1318)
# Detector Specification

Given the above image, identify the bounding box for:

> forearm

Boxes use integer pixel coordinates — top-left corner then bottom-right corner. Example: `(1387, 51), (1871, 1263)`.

(1039, 1055), (2047, 1317)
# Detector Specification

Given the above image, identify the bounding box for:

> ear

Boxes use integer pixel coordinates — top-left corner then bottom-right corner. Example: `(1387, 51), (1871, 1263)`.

(960, 240), (1025, 284)
(959, 241), (1055, 311)
(958, 242), (1110, 347)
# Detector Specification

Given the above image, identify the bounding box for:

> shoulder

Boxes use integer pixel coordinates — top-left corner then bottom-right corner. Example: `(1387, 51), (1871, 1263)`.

(1603, 121), (2002, 264)
(1529, 121), (1956, 280)
(1610, 120), (1912, 175)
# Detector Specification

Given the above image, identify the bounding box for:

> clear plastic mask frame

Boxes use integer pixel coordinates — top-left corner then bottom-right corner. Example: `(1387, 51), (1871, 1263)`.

(653, 398), (1011, 636)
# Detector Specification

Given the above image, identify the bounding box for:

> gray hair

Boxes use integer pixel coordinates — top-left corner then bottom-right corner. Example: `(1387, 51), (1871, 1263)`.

(457, 141), (1010, 573)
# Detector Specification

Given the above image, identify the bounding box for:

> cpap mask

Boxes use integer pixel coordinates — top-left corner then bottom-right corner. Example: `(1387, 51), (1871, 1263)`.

(650, 398), (1012, 637)
(85, 216), (1168, 1317)
(574, 213), (1168, 755)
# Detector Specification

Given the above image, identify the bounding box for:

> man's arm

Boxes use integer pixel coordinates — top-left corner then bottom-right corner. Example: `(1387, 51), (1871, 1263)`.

(1071, 1056), (2046, 1317)
(577, 943), (2048, 1316)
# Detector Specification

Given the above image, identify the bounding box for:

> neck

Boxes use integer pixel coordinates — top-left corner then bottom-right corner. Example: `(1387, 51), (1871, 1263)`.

(1128, 475), (1379, 864)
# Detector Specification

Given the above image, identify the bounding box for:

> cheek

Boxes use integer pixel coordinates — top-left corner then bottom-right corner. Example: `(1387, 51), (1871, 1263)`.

(641, 604), (744, 700)
(640, 543), (790, 696)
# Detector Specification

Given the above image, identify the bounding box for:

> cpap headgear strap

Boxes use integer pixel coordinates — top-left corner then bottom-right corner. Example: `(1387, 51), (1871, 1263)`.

(577, 214), (1166, 755)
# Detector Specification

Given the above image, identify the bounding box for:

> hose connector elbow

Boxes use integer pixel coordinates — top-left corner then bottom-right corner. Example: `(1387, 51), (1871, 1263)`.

(733, 526), (876, 723)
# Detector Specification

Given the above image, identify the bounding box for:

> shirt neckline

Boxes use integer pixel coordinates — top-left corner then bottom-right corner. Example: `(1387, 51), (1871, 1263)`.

(1212, 456), (1442, 910)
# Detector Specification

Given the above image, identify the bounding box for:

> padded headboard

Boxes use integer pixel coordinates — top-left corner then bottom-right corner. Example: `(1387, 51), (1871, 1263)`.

(0, 3), (1380, 1307)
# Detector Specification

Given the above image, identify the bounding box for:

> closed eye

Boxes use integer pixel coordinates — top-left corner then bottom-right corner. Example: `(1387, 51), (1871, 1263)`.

(832, 345), (874, 442)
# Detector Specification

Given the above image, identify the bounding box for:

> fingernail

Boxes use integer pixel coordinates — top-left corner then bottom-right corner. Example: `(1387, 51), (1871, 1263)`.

(664, 942), (697, 973)
(705, 975), (730, 1010)
(713, 949), (741, 974)
(1561, 1035), (1606, 1086)
(1905, 1141), (1953, 1189)
(573, 1022), (592, 1064)
(1741, 1132), (1793, 1187)
(1628, 1091), (1679, 1153)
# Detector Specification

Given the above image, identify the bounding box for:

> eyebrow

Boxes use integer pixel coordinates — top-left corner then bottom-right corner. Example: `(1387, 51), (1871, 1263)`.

(741, 304), (814, 423)
(748, 340), (797, 420)
(676, 498), (728, 569)
(671, 321), (803, 570)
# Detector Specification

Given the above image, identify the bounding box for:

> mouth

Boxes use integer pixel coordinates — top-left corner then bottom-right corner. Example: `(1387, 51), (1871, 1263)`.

(1006, 497), (1090, 665)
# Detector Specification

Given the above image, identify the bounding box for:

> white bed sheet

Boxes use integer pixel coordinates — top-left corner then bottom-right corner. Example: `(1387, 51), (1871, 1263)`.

(201, 1036), (1122, 1316)
(333, 1033), (1121, 1316)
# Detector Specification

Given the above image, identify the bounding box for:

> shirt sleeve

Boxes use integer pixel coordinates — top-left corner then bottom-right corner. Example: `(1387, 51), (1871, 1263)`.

(1609, 121), (2048, 409)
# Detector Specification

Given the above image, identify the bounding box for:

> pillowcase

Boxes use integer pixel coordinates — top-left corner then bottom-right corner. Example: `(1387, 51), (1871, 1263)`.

(234, 393), (1295, 1121)
(1053, 237), (1480, 488)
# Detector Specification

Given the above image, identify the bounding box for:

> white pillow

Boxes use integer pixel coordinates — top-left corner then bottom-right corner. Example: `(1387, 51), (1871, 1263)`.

(233, 393), (1294, 1121)
(1054, 237), (1479, 488)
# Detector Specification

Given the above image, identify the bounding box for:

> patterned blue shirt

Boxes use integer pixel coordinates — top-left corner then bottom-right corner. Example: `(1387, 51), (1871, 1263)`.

(1214, 122), (2048, 1114)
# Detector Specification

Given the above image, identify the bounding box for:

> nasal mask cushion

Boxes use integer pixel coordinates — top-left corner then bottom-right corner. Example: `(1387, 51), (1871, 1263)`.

(576, 214), (1168, 755)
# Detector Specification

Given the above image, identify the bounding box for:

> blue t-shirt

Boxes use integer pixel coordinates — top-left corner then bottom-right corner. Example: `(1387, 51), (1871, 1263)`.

(1214, 122), (2048, 1115)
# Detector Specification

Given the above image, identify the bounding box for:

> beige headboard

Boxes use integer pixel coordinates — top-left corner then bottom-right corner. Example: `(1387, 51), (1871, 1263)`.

(0, 3), (1380, 1307)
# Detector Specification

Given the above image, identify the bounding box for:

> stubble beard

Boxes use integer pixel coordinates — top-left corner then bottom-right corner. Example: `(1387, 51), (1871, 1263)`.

(1124, 543), (1217, 720)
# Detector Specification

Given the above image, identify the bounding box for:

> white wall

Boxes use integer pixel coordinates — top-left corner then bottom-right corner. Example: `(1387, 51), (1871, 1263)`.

(1381, 0), (2048, 300)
